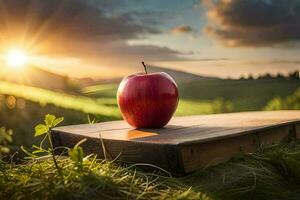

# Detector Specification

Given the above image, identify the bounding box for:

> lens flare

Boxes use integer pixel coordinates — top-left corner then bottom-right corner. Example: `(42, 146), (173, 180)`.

(5, 49), (28, 69)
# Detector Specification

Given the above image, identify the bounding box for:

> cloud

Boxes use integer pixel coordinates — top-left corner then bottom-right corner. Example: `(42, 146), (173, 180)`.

(0, 0), (158, 44)
(117, 44), (194, 61)
(84, 41), (193, 62)
(170, 24), (194, 35)
(0, 0), (187, 64)
(203, 0), (300, 47)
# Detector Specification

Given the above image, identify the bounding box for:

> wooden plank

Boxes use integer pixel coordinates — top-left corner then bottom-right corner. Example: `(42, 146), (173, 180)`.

(180, 125), (292, 172)
(52, 110), (300, 175)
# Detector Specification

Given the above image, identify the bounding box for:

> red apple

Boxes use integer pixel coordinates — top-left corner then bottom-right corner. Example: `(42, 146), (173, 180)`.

(117, 62), (179, 128)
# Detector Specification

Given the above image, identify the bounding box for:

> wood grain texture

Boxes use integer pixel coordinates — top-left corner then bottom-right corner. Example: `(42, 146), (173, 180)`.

(52, 110), (300, 175)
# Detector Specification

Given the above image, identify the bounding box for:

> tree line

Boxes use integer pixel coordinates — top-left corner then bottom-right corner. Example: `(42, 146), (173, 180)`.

(238, 70), (300, 80)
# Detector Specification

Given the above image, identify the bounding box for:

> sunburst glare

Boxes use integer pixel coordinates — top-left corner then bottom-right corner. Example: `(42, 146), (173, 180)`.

(5, 48), (28, 69)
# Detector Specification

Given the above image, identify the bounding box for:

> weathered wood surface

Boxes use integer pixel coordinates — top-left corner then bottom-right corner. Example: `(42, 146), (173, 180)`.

(52, 111), (300, 175)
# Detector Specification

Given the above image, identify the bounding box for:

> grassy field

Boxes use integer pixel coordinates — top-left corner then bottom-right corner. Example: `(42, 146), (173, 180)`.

(1, 78), (300, 199)
(0, 81), (120, 118)
(2, 78), (300, 118)
(2, 135), (300, 200)
(1, 78), (300, 146)
(0, 81), (221, 119)
(265, 87), (300, 110)
(83, 78), (300, 113)
(176, 78), (300, 111)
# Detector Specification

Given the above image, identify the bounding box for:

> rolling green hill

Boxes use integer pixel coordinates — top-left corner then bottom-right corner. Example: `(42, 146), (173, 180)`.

(0, 81), (120, 118)
(180, 78), (300, 111)
(83, 78), (300, 113)
(1, 75), (300, 146)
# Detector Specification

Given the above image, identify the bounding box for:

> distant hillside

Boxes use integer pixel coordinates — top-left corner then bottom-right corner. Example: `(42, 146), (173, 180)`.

(85, 65), (218, 84)
(0, 66), (101, 92)
(147, 66), (217, 83)
(0, 65), (218, 91)
(0, 66), (73, 91)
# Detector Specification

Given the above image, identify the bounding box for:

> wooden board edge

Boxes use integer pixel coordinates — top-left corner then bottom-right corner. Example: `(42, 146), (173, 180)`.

(164, 144), (185, 175)
(179, 120), (300, 146)
(179, 123), (298, 173)
(53, 121), (300, 175)
(52, 129), (179, 173)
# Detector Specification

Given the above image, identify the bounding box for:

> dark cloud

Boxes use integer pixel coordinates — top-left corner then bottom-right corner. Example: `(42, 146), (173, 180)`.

(0, 0), (158, 44)
(170, 24), (194, 35)
(0, 0), (187, 62)
(204, 0), (300, 47)
(114, 44), (193, 61)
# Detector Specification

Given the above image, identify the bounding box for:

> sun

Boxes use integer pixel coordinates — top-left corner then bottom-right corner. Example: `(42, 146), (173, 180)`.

(5, 48), (28, 69)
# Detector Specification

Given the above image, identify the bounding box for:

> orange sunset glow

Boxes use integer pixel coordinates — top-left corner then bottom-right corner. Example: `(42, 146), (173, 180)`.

(0, 0), (297, 79)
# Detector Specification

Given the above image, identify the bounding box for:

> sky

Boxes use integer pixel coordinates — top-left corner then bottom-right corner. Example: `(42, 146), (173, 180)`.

(1, 0), (300, 79)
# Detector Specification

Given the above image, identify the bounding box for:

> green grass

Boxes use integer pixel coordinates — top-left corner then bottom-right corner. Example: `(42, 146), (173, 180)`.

(0, 155), (207, 200)
(0, 81), (120, 118)
(1, 78), (300, 119)
(176, 100), (212, 116)
(179, 79), (300, 111)
(182, 141), (300, 200)
(82, 83), (118, 98)
(2, 78), (300, 199)
(0, 81), (214, 118)
(83, 78), (300, 113)
(265, 87), (300, 110)
(0, 114), (208, 200)
(1, 78), (300, 147)
(2, 141), (300, 199)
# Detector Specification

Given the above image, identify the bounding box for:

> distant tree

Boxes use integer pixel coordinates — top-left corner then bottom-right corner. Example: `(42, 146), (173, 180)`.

(207, 70), (298, 81)
(264, 73), (273, 79)
(288, 70), (300, 80)
(275, 73), (285, 79)
(248, 74), (254, 80)
(256, 73), (274, 80)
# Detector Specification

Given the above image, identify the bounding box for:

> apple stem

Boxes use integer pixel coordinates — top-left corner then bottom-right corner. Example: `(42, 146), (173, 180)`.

(142, 61), (148, 74)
